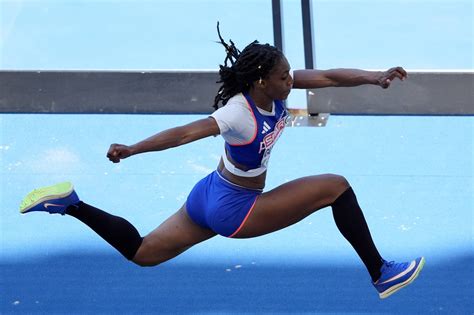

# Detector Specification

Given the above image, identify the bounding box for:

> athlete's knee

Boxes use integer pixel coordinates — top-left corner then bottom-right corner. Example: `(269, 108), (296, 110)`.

(131, 251), (165, 267)
(325, 174), (350, 191)
(131, 237), (183, 267)
(320, 174), (350, 204)
(130, 238), (164, 267)
(132, 258), (162, 267)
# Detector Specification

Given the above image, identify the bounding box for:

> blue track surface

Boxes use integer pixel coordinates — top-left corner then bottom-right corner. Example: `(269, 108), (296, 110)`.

(1, 114), (473, 314)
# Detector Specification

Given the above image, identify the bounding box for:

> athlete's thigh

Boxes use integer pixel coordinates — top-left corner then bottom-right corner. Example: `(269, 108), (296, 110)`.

(133, 204), (216, 265)
(233, 174), (349, 238)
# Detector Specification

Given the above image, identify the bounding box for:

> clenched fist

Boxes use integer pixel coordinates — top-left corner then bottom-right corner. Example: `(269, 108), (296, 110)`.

(377, 67), (408, 88)
(107, 144), (133, 163)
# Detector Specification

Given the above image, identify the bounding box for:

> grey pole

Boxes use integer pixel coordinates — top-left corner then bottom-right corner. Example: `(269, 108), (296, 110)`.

(301, 0), (316, 69)
(272, 0), (284, 52)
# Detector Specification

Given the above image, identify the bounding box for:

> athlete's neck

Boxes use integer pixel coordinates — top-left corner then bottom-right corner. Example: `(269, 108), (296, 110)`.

(248, 89), (273, 112)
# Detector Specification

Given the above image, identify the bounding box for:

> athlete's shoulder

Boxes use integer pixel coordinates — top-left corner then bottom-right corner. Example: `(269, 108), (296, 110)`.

(211, 93), (255, 136)
(213, 93), (251, 117)
(226, 93), (249, 109)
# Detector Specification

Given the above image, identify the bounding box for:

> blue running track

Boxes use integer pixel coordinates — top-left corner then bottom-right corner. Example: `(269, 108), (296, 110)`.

(1, 114), (473, 314)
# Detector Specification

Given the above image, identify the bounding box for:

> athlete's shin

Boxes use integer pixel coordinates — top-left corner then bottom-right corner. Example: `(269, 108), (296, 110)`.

(331, 187), (383, 282)
(66, 202), (143, 261)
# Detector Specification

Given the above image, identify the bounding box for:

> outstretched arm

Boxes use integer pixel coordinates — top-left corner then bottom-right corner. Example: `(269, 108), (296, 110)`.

(292, 67), (407, 89)
(107, 117), (220, 163)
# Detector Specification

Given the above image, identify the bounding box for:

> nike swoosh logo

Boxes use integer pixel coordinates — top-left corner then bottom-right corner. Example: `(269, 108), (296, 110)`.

(44, 202), (64, 210)
(379, 261), (416, 284)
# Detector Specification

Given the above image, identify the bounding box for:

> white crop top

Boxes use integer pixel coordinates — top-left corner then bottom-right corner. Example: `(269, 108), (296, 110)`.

(211, 93), (288, 177)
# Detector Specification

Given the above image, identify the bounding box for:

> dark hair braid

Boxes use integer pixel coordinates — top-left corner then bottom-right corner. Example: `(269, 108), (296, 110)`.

(213, 23), (283, 110)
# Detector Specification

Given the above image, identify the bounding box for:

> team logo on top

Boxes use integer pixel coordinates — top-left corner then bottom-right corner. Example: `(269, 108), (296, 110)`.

(258, 117), (286, 154)
(262, 121), (271, 134)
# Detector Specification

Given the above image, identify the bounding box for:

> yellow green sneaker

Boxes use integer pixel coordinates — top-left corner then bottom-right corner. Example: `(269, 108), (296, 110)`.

(19, 182), (80, 215)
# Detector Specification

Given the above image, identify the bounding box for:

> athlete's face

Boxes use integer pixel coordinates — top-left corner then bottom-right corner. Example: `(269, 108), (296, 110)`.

(261, 56), (293, 100)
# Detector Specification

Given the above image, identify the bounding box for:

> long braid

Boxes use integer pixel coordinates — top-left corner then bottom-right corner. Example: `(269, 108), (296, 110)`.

(213, 23), (283, 110)
(216, 22), (240, 66)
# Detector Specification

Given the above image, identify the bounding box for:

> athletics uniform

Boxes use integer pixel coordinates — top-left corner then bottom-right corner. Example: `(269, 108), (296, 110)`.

(186, 93), (289, 237)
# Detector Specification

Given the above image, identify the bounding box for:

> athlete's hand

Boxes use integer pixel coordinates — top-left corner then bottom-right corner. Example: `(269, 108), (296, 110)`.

(107, 144), (133, 163)
(377, 67), (407, 89)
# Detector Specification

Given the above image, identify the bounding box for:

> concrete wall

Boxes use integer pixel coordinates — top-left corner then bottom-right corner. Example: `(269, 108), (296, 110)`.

(1, 70), (472, 115)
(0, 71), (220, 114)
(307, 71), (473, 115)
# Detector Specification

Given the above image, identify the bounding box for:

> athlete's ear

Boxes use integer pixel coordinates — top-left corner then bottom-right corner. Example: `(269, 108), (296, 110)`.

(257, 77), (266, 88)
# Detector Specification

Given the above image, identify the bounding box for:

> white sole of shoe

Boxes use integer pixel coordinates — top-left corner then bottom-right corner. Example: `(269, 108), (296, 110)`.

(379, 257), (425, 299)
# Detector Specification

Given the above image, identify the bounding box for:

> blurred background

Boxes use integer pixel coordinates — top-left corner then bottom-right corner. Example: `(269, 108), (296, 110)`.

(1, 1), (473, 314)
(1, 0), (472, 108)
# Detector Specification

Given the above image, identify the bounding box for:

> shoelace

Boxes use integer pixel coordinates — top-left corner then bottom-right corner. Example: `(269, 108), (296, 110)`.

(384, 260), (410, 272)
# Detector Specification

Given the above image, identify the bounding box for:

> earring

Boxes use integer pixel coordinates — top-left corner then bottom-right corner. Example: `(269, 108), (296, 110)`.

(259, 78), (263, 85)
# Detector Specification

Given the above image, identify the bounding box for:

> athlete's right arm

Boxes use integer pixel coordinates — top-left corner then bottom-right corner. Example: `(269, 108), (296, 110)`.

(107, 117), (220, 163)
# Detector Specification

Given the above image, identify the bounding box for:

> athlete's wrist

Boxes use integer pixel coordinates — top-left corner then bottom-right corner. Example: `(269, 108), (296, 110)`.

(129, 144), (142, 156)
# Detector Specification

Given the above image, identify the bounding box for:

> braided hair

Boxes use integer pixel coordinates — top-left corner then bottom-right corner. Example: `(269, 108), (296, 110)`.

(213, 22), (284, 110)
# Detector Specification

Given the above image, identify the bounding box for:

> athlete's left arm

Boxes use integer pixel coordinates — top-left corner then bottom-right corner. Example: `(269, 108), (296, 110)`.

(292, 67), (407, 89)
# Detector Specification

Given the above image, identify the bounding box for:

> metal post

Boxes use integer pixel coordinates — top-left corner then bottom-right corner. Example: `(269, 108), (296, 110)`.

(301, 0), (316, 69)
(272, 0), (284, 52)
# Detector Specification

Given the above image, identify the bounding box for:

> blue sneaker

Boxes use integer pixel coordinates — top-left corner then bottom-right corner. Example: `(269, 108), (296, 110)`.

(373, 257), (425, 299)
(19, 182), (80, 215)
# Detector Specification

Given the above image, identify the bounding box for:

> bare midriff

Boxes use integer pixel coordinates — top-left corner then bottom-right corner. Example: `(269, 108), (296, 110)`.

(217, 158), (266, 190)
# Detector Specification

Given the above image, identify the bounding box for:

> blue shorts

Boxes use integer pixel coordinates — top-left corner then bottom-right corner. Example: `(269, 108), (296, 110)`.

(186, 170), (262, 237)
